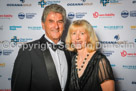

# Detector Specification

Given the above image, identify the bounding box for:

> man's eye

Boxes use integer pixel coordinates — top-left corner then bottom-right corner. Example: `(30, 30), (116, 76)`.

(58, 20), (63, 23)
(49, 20), (53, 23)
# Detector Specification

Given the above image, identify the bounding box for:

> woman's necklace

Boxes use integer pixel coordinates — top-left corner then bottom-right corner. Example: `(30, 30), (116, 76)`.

(75, 53), (90, 71)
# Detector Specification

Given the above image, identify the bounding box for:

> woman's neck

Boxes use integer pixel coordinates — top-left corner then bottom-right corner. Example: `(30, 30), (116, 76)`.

(77, 48), (88, 56)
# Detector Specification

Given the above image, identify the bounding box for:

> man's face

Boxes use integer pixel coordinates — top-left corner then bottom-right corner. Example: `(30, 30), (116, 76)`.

(42, 12), (64, 43)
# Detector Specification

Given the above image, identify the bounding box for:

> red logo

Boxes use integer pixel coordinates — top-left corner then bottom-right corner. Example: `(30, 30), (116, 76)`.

(93, 12), (99, 18)
(121, 50), (127, 57)
(93, 12), (115, 18)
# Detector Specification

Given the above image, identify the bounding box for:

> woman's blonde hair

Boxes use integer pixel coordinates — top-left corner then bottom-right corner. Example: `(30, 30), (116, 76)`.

(65, 19), (99, 52)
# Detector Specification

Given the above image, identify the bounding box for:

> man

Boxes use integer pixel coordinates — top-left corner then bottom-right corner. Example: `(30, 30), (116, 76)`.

(11, 4), (71, 91)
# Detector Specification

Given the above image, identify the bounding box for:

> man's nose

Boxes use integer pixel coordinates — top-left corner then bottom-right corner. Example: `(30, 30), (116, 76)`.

(54, 22), (59, 29)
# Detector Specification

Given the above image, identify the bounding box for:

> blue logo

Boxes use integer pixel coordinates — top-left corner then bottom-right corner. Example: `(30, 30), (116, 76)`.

(123, 65), (136, 69)
(0, 26), (3, 30)
(8, 78), (11, 80)
(3, 50), (14, 55)
(11, 36), (33, 44)
(0, 75), (2, 77)
(68, 12), (75, 19)
(0, 50), (2, 56)
(28, 26), (42, 30)
(38, 0), (60, 8)
(121, 10), (129, 18)
(102, 51), (114, 57)
(135, 39), (136, 43)
(114, 35), (120, 41)
(115, 78), (124, 81)
(20, 0), (25, 3)
(11, 36), (19, 43)
(26, 13), (37, 19)
(104, 26), (123, 30)
(10, 26), (22, 30)
(130, 10), (136, 17)
(81, 0), (86, 2)
(18, 12), (25, 19)
(132, 81), (136, 84)
(92, 26), (98, 28)
(38, 0), (46, 8)
(111, 64), (116, 67)
(100, 0), (109, 6)
(132, 1), (136, 3)
(18, 12), (36, 19)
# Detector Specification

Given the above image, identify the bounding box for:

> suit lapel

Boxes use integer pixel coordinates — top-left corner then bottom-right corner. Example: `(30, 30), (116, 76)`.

(36, 35), (61, 91)
(42, 49), (61, 91)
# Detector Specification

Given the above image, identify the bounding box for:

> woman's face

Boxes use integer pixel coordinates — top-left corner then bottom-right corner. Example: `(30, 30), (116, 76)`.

(71, 27), (88, 50)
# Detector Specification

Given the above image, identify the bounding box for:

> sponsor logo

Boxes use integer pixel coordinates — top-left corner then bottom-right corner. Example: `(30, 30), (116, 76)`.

(131, 26), (136, 30)
(104, 26), (123, 30)
(8, 78), (11, 80)
(92, 26), (98, 29)
(67, 0), (93, 6)
(121, 50), (136, 57)
(115, 78), (124, 81)
(121, 10), (136, 18)
(114, 35), (120, 41)
(0, 50), (2, 55)
(111, 64), (116, 67)
(99, 35), (134, 49)
(11, 36), (33, 43)
(10, 26), (22, 30)
(81, 0), (86, 2)
(123, 65), (136, 69)
(28, 26), (42, 30)
(9, 36), (33, 47)
(18, 12), (25, 19)
(100, 0), (122, 6)
(68, 12), (75, 19)
(102, 50), (114, 57)
(7, 0), (31, 7)
(38, 0), (60, 8)
(68, 12), (87, 19)
(0, 75), (2, 77)
(132, 1), (136, 4)
(18, 12), (37, 19)
(0, 14), (13, 19)
(20, 0), (25, 3)
(93, 12), (115, 18)
(100, 0), (109, 6)
(132, 81), (136, 84)
(0, 63), (5, 67)
(0, 26), (3, 30)
(121, 10), (129, 18)
(135, 39), (136, 43)
(130, 10), (136, 17)
(3, 50), (14, 55)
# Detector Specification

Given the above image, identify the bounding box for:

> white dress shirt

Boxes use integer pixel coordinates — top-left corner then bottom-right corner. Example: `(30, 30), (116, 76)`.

(44, 34), (68, 91)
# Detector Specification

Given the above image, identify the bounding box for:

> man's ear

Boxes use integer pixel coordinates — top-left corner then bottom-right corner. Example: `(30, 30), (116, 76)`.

(41, 22), (45, 30)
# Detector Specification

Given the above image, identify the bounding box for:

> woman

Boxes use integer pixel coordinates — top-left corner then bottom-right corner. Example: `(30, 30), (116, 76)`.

(65, 20), (115, 91)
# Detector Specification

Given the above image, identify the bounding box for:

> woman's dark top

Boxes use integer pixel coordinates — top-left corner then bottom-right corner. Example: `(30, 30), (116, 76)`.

(69, 51), (115, 91)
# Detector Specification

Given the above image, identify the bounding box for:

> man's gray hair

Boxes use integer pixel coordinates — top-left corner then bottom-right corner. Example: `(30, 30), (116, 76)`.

(41, 4), (66, 24)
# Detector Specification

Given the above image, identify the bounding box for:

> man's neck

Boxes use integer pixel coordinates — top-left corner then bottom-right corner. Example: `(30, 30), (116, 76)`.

(44, 34), (61, 44)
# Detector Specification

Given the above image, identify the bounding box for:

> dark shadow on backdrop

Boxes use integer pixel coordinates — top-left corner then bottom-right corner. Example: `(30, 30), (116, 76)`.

(61, 18), (71, 41)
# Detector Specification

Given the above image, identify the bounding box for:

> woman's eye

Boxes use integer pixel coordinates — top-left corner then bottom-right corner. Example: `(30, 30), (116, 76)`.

(81, 32), (84, 35)
(72, 32), (76, 35)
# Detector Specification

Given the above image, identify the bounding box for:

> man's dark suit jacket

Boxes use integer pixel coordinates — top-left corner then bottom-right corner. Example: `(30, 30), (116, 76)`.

(11, 35), (71, 91)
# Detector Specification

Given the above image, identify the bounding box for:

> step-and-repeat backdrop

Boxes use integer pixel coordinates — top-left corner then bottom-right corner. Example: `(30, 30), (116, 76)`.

(0, 0), (136, 91)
